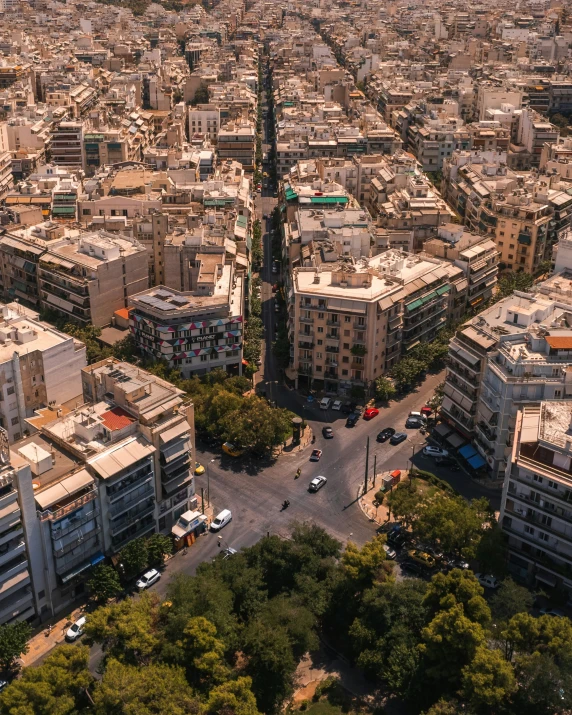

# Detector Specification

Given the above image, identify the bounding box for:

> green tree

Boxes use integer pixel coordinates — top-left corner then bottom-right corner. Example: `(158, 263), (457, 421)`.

(219, 397), (293, 455)
(118, 536), (149, 579)
(497, 272), (533, 299)
(182, 617), (229, 689)
(490, 577), (534, 625)
(341, 536), (390, 589)
(93, 659), (199, 715)
(386, 481), (424, 527)
(423, 569), (490, 627)
(422, 700), (464, 715)
(84, 592), (163, 665)
(0, 621), (31, 671)
(204, 676), (261, 715)
(146, 533), (172, 566)
(512, 651), (572, 715)
(475, 524), (508, 577)
(419, 604), (486, 690)
(0, 645), (93, 715)
(390, 357), (426, 390)
(374, 376), (396, 402)
(461, 646), (515, 712)
(87, 564), (122, 605)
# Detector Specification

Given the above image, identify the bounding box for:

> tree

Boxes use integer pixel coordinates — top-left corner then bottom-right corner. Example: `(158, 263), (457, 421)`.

(390, 357), (426, 390)
(0, 621), (31, 671)
(0, 645), (93, 715)
(475, 524), (508, 577)
(341, 536), (390, 589)
(182, 617), (229, 690)
(512, 651), (572, 715)
(497, 272), (533, 299)
(415, 495), (494, 559)
(93, 659), (200, 715)
(118, 536), (149, 579)
(490, 578), (534, 625)
(204, 677), (261, 715)
(461, 646), (515, 712)
(84, 592), (163, 665)
(386, 481), (424, 527)
(423, 569), (490, 627)
(87, 564), (122, 605)
(422, 700), (465, 715)
(419, 604), (486, 691)
(374, 376), (396, 402)
(146, 533), (172, 566)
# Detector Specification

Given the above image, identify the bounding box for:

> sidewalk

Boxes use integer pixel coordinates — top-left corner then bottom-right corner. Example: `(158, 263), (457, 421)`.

(21, 604), (86, 668)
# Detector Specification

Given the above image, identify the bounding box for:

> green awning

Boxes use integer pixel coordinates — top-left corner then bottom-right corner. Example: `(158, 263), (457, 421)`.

(436, 285), (450, 295)
(420, 290), (438, 305)
(285, 189), (298, 200)
(54, 195), (77, 201)
(236, 215), (247, 228)
(283, 101), (295, 107)
(204, 199), (234, 207)
(51, 206), (76, 215)
(406, 299), (423, 312)
(309, 196), (349, 204)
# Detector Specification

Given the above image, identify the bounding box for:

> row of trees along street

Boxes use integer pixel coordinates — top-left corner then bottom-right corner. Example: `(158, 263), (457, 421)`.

(0, 517), (569, 715)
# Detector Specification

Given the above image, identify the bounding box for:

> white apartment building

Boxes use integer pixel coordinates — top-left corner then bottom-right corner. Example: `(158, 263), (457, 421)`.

(50, 121), (85, 170)
(501, 401), (572, 596)
(188, 104), (220, 144)
(0, 303), (86, 442)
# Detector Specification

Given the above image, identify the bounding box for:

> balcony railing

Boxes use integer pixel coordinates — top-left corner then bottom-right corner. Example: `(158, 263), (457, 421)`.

(38, 487), (97, 522)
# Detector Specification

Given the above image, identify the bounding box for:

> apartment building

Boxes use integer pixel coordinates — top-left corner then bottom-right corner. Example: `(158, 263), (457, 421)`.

(0, 303), (86, 442)
(289, 251), (465, 394)
(217, 123), (255, 169)
(422, 224), (499, 313)
(130, 283), (244, 378)
(38, 231), (148, 327)
(188, 104), (220, 144)
(501, 401), (572, 595)
(6, 359), (197, 619)
(50, 121), (85, 170)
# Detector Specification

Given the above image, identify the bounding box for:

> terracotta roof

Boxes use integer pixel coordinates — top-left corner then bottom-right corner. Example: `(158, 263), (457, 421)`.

(546, 336), (572, 349)
(100, 407), (135, 431)
(114, 307), (131, 320)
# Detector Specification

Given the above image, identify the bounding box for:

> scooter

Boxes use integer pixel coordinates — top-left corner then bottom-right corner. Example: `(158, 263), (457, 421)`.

(281, 500), (290, 510)
(295, 468), (301, 479)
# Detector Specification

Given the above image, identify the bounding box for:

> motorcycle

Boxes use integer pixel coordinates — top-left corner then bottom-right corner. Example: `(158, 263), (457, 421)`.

(295, 468), (301, 479)
(281, 500), (290, 510)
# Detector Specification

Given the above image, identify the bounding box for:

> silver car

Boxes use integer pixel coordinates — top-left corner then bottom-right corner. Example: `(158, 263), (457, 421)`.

(309, 476), (327, 492)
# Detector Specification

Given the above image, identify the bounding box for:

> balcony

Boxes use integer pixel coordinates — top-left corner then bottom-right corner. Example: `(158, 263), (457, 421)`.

(38, 486), (98, 522)
(299, 316), (314, 324)
(111, 515), (155, 551)
(107, 470), (153, 503)
(109, 486), (154, 519)
(0, 540), (25, 569)
(475, 420), (497, 445)
(299, 330), (314, 339)
(325, 333), (340, 341)
(51, 508), (100, 540)
(110, 501), (155, 537)
(446, 362), (480, 386)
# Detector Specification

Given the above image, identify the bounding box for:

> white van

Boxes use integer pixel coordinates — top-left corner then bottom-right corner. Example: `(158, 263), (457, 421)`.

(408, 411), (427, 423)
(211, 509), (232, 531)
(320, 397), (332, 410)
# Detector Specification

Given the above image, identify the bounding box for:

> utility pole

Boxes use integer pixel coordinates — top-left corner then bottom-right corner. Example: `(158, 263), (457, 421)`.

(373, 454), (377, 487)
(201, 487), (205, 515)
(364, 436), (369, 494)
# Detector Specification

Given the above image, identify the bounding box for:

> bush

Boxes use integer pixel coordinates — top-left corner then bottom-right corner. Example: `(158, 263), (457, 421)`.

(374, 490), (385, 505)
(411, 469), (457, 495)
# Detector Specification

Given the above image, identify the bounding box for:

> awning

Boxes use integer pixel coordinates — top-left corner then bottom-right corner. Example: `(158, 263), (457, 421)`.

(450, 343), (480, 367)
(41, 255), (76, 270)
(436, 285), (450, 296)
(308, 196), (349, 204)
(61, 553), (103, 583)
(535, 570), (558, 587)
(433, 423), (453, 439)
(35, 469), (93, 510)
(89, 438), (155, 479)
(459, 444), (478, 459)
(406, 298), (423, 312)
(467, 454), (486, 470)
(159, 420), (190, 445)
(446, 433), (466, 449)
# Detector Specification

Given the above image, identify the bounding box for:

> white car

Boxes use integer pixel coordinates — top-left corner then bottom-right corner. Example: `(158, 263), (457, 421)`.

(475, 573), (500, 590)
(136, 568), (161, 591)
(423, 446), (449, 458)
(383, 544), (397, 560)
(65, 616), (86, 642)
(332, 400), (342, 411)
(309, 476), (327, 492)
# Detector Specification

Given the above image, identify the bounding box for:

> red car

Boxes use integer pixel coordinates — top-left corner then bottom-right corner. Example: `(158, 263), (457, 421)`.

(363, 408), (379, 420)
(310, 449), (323, 462)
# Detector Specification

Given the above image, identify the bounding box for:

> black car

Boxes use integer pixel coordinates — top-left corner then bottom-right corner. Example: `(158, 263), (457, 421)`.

(405, 418), (423, 429)
(401, 560), (429, 576)
(387, 530), (407, 547)
(346, 413), (359, 427)
(389, 432), (407, 445)
(377, 427), (396, 442)
(341, 403), (353, 414)
(322, 426), (334, 439)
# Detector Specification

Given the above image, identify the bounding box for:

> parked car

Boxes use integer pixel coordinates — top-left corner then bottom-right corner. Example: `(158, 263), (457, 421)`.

(341, 403), (353, 414)
(389, 432), (407, 445)
(475, 573), (500, 589)
(65, 616), (86, 642)
(211, 509), (232, 531)
(310, 449), (323, 461)
(320, 397), (332, 410)
(401, 560), (427, 576)
(346, 413), (359, 427)
(423, 446), (449, 458)
(272, 262), (279, 274)
(420, 406), (433, 417)
(194, 462), (205, 475)
(383, 544), (397, 560)
(322, 426), (334, 439)
(274, 301), (280, 313)
(405, 417), (423, 429)
(309, 476), (327, 492)
(222, 547), (237, 560)
(136, 569), (161, 591)
(539, 607), (566, 617)
(363, 407), (380, 420)
(408, 411), (427, 423)
(407, 549), (436, 569)
(332, 400), (342, 411)
(377, 427), (396, 442)
(222, 442), (243, 457)
(387, 530), (407, 547)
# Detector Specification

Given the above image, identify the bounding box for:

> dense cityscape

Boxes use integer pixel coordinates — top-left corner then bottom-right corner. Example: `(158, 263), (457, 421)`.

(0, 0), (570, 712)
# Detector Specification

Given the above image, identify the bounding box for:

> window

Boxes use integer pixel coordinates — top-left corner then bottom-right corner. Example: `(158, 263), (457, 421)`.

(342, 356), (349, 363)
(315, 365), (322, 372)
(343, 343), (349, 350)
(10, 417), (18, 426)
(344, 330), (350, 337)
(538, 532), (549, 542)
(555, 390), (561, 398)
(500, 231), (505, 236)
(345, 316), (351, 323)
(342, 369), (348, 375)
(317, 339), (323, 346)
(524, 525), (535, 535)
(533, 474), (543, 484)
(316, 352), (322, 359)
(200, 355), (208, 362)
(317, 327), (324, 333)
(548, 480), (559, 490)
(318, 312), (324, 319)
(6, 387), (14, 396)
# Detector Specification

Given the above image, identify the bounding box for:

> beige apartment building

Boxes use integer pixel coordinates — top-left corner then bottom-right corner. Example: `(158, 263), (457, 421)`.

(289, 251), (465, 394)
